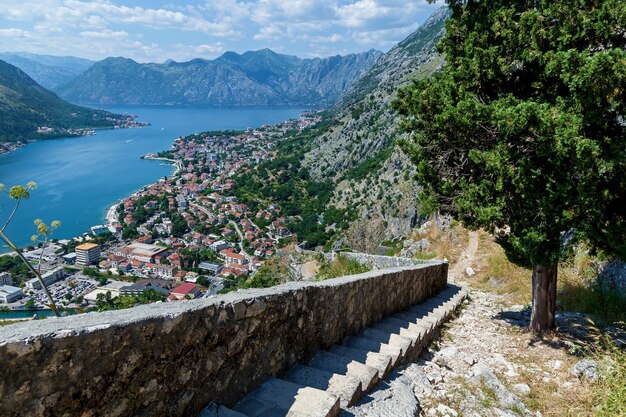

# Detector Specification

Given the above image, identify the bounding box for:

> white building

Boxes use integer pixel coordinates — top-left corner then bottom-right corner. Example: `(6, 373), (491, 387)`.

(148, 264), (177, 279)
(0, 272), (13, 285)
(209, 240), (230, 252)
(76, 243), (101, 266)
(25, 267), (65, 290)
(0, 285), (23, 303)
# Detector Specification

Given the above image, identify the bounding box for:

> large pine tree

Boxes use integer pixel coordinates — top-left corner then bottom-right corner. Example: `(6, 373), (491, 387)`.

(394, 0), (626, 331)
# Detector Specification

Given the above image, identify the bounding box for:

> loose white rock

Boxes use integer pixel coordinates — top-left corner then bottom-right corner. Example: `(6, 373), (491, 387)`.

(436, 403), (459, 416)
(512, 383), (531, 396)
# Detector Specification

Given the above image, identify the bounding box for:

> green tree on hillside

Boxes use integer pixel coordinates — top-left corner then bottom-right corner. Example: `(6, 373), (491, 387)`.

(394, 0), (626, 332)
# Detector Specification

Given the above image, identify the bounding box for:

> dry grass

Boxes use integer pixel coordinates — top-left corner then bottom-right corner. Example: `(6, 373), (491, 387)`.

(472, 235), (533, 305)
(315, 254), (371, 280)
(410, 220), (469, 265)
(458, 232), (626, 324)
(593, 334), (626, 416)
(506, 337), (597, 417)
(559, 252), (626, 324)
(419, 222), (625, 415)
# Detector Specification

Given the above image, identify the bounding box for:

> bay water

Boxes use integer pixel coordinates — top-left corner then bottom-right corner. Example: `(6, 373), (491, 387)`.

(0, 106), (307, 251)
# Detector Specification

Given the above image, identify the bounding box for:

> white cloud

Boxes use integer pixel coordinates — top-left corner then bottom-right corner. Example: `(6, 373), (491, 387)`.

(351, 24), (419, 47)
(0, 0), (237, 36)
(252, 0), (335, 24)
(310, 33), (344, 43)
(253, 25), (284, 41)
(0, 28), (30, 38)
(0, 0), (442, 60)
(336, 0), (432, 30)
(169, 43), (225, 61)
(80, 29), (128, 39)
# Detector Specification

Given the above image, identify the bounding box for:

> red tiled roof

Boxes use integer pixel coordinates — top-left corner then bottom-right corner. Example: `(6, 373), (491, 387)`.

(172, 283), (198, 295)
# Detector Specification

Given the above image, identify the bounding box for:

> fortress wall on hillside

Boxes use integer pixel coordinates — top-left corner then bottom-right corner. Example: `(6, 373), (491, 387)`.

(0, 262), (447, 417)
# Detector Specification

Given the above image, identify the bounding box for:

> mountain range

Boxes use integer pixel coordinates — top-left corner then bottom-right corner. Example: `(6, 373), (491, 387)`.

(0, 59), (126, 143)
(56, 49), (382, 106)
(0, 47), (384, 143)
(0, 52), (94, 91)
(302, 7), (449, 250)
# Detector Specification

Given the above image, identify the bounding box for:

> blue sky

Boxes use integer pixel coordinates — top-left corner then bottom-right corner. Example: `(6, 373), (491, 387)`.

(0, 0), (442, 62)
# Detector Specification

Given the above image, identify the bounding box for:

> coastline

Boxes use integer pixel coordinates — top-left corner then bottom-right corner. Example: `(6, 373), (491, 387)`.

(103, 157), (179, 227)
(2, 107), (308, 254)
(106, 202), (120, 225)
(0, 116), (149, 158)
(0, 141), (28, 157)
(141, 155), (183, 175)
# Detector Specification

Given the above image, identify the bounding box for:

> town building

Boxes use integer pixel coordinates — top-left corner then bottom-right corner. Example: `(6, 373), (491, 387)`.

(147, 264), (178, 279)
(0, 272), (13, 285)
(169, 283), (201, 300)
(198, 262), (224, 275)
(125, 243), (170, 264)
(76, 243), (101, 266)
(119, 280), (171, 297)
(225, 252), (246, 267)
(0, 285), (23, 303)
(62, 253), (77, 265)
(25, 267), (66, 290)
(209, 240), (230, 252)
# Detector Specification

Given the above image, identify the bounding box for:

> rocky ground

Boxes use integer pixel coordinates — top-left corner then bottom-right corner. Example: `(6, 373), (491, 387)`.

(341, 230), (609, 417)
(341, 288), (605, 417)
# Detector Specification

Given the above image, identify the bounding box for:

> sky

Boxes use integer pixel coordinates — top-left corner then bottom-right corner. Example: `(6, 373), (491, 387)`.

(0, 0), (442, 63)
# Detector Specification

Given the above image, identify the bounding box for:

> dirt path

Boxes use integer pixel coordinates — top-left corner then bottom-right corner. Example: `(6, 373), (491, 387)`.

(343, 229), (599, 417)
(448, 230), (478, 280)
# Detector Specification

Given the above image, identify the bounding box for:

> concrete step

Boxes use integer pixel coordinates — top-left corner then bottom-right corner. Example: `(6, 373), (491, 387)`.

(199, 404), (250, 417)
(329, 345), (393, 378)
(283, 364), (362, 407)
(233, 378), (339, 417)
(395, 308), (442, 329)
(381, 316), (433, 337)
(371, 321), (423, 345)
(404, 303), (438, 318)
(308, 351), (379, 391)
(285, 385), (341, 417)
(342, 335), (404, 367)
(214, 286), (468, 417)
(360, 328), (415, 359)
(233, 397), (286, 417)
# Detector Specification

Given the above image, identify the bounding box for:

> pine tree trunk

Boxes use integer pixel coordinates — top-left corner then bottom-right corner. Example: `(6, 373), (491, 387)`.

(530, 264), (558, 332)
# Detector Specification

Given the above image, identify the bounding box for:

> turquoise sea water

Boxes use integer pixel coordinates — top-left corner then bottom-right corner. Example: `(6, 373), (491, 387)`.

(0, 106), (307, 251)
(0, 309), (79, 319)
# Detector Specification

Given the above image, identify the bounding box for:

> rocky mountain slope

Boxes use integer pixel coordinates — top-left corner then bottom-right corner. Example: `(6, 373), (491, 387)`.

(0, 52), (94, 91)
(57, 49), (382, 106)
(0, 59), (125, 143)
(303, 7), (449, 250)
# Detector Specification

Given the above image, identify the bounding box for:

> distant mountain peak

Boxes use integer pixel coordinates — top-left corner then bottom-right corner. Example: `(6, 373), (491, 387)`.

(0, 52), (94, 90)
(57, 49), (381, 107)
(0, 59), (123, 143)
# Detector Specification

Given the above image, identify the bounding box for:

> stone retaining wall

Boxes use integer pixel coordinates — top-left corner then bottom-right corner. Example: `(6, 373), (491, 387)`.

(341, 251), (432, 269)
(0, 262), (447, 417)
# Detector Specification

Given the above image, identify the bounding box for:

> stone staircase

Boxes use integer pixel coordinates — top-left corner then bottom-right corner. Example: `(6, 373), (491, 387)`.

(200, 284), (467, 417)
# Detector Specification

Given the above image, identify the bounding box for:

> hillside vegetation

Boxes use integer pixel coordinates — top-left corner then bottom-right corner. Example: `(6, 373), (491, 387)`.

(231, 8), (448, 252)
(0, 60), (124, 143)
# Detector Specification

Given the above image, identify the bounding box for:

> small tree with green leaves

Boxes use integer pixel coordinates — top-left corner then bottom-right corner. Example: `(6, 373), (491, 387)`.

(394, 0), (626, 332)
